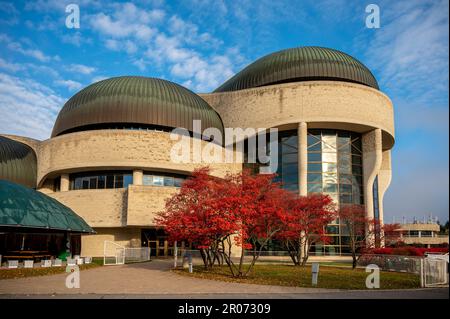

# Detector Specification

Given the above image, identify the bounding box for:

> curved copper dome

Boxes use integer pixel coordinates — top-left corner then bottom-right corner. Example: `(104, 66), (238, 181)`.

(214, 47), (379, 92)
(52, 76), (224, 137)
(0, 136), (37, 188)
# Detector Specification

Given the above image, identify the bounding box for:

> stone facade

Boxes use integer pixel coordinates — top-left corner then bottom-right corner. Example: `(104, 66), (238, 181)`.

(1, 78), (395, 256)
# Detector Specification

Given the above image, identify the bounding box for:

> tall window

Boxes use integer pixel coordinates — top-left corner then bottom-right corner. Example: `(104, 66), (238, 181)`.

(307, 130), (363, 205)
(307, 129), (364, 255)
(274, 130), (298, 192)
(373, 175), (381, 246)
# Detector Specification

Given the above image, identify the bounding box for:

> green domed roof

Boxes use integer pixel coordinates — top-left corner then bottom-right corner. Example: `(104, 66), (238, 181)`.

(214, 47), (379, 92)
(0, 180), (94, 233)
(52, 76), (224, 137)
(0, 136), (37, 188)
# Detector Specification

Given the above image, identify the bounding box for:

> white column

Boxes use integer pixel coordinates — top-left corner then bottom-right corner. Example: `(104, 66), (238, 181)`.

(60, 174), (70, 192)
(298, 122), (308, 196)
(362, 129), (382, 220)
(133, 170), (143, 185)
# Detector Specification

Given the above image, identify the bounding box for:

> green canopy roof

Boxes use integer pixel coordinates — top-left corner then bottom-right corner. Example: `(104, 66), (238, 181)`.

(0, 180), (94, 233)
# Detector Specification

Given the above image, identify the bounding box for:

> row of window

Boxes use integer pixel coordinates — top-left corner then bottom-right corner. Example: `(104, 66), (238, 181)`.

(143, 174), (185, 187)
(69, 171), (186, 190)
(71, 172), (133, 190)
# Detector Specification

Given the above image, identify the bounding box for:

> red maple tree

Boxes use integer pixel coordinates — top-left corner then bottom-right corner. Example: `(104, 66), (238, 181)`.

(155, 167), (240, 268)
(156, 167), (294, 276)
(276, 193), (336, 266)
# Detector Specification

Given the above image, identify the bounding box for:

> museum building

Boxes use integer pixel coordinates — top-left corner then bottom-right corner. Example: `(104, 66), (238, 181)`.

(0, 47), (395, 256)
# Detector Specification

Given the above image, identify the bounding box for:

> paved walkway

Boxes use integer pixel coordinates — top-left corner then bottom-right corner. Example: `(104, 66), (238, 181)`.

(0, 260), (447, 298)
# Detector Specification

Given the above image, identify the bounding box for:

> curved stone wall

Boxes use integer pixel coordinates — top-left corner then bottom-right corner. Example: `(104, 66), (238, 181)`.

(201, 81), (394, 150)
(37, 129), (241, 187)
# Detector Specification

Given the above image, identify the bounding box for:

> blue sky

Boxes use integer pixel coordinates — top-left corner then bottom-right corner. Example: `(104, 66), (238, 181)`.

(0, 0), (448, 223)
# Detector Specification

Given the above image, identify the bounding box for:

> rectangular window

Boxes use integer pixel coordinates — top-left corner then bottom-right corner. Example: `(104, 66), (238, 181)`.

(152, 176), (164, 186)
(143, 175), (152, 186)
(74, 178), (82, 190)
(340, 184), (352, 194)
(323, 183), (338, 193)
(308, 163), (322, 172)
(114, 175), (124, 188)
(308, 183), (322, 193)
(106, 175), (114, 188)
(322, 152), (337, 163)
(322, 163), (337, 173)
(174, 178), (184, 187)
(89, 177), (97, 189)
(163, 176), (174, 187)
(82, 179), (89, 189)
(123, 175), (133, 188)
(307, 152), (321, 162)
(340, 194), (353, 204)
(352, 165), (362, 175)
(307, 173), (322, 183)
(97, 175), (105, 189)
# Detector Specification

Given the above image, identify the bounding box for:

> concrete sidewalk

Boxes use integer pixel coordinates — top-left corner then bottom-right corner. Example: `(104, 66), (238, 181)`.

(0, 259), (447, 298)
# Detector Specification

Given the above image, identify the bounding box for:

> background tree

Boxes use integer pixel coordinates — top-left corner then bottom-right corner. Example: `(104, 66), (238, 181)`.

(277, 194), (336, 266)
(338, 204), (380, 269)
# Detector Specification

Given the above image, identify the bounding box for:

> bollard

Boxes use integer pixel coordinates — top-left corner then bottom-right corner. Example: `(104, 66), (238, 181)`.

(311, 262), (320, 286)
(173, 241), (178, 269)
(188, 253), (193, 273)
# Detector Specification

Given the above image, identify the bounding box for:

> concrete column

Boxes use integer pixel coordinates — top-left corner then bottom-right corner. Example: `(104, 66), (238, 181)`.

(377, 150), (392, 227)
(133, 169), (143, 185)
(298, 122), (308, 196)
(362, 129), (382, 220)
(362, 129), (382, 248)
(60, 174), (70, 192)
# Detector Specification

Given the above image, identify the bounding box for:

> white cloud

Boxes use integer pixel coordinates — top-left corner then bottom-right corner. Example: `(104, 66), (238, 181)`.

(0, 72), (65, 140)
(91, 75), (108, 83)
(0, 58), (24, 72)
(54, 79), (83, 91)
(61, 31), (92, 47)
(89, 3), (161, 41)
(86, 3), (241, 91)
(362, 0), (449, 104)
(67, 63), (96, 75)
(0, 33), (57, 62)
(132, 58), (147, 71)
(0, 1), (19, 25)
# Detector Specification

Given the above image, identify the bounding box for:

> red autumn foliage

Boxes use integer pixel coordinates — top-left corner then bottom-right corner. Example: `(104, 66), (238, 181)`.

(155, 167), (239, 250)
(276, 193), (336, 266)
(156, 167), (295, 276)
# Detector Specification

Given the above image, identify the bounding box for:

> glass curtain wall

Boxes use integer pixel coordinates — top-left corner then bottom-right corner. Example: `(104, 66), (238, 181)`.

(274, 130), (298, 192)
(307, 129), (364, 255)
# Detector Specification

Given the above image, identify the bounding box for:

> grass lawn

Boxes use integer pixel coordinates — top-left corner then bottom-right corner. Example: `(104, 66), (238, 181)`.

(0, 263), (100, 280)
(174, 264), (420, 290)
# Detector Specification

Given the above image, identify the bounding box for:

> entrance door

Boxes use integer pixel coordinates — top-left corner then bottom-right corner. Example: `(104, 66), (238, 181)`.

(147, 240), (159, 257)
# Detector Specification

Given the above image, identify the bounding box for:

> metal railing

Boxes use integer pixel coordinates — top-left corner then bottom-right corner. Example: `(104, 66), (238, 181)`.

(357, 254), (422, 274)
(123, 247), (151, 263)
(103, 241), (151, 265)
